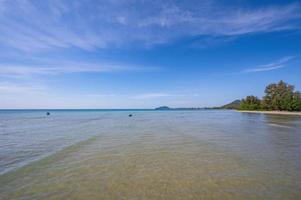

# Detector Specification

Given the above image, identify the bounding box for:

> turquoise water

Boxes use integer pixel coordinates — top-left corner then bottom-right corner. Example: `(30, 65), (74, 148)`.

(0, 110), (301, 199)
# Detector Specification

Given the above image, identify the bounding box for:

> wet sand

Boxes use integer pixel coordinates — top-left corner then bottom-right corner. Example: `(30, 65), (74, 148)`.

(237, 110), (301, 116)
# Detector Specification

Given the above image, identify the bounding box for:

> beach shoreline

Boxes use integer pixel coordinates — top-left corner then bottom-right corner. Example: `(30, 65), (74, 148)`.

(237, 110), (301, 116)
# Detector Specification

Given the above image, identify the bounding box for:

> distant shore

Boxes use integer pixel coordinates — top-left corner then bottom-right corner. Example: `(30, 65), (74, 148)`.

(237, 110), (301, 116)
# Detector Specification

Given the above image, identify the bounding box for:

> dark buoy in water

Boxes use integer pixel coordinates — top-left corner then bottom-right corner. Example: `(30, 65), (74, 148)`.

(46, 112), (50, 116)
(128, 114), (132, 117)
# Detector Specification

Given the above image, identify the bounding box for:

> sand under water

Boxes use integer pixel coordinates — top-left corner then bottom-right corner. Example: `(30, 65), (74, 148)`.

(1, 110), (301, 199)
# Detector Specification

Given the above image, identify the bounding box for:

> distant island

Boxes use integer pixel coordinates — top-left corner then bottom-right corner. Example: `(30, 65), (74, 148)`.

(155, 100), (242, 111)
(155, 106), (171, 110)
(155, 81), (301, 113)
(155, 100), (241, 111)
(213, 100), (241, 110)
(155, 106), (204, 110)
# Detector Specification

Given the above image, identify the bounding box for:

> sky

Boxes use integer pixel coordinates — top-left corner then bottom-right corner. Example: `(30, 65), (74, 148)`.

(0, 0), (301, 109)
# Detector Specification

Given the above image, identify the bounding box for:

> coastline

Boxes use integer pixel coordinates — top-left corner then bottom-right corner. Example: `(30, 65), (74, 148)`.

(237, 110), (301, 116)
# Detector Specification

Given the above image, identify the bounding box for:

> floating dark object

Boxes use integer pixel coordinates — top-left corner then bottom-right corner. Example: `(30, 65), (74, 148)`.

(128, 114), (133, 117)
(46, 112), (50, 116)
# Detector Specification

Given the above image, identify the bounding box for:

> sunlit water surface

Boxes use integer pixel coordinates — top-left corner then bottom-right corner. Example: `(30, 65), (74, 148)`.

(0, 110), (301, 199)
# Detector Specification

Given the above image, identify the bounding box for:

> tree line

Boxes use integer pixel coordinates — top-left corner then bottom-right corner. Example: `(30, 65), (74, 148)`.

(239, 80), (301, 111)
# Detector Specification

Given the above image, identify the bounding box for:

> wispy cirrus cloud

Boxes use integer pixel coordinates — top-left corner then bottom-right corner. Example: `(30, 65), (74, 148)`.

(131, 92), (195, 99)
(0, 81), (45, 94)
(0, 0), (300, 52)
(132, 93), (173, 99)
(80, 92), (199, 100)
(243, 56), (296, 73)
(0, 61), (157, 78)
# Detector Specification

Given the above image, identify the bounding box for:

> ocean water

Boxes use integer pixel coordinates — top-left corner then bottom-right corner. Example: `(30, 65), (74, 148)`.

(0, 110), (301, 199)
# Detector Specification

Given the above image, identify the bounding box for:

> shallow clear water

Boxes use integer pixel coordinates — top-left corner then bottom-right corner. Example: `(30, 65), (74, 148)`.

(0, 110), (301, 199)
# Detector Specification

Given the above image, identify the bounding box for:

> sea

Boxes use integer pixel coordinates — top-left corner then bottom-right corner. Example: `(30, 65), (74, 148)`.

(0, 109), (301, 199)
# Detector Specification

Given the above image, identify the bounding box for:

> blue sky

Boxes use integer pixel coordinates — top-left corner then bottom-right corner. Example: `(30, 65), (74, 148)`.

(0, 0), (301, 108)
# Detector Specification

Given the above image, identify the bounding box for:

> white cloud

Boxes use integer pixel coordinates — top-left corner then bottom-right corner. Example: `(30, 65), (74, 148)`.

(0, 1), (300, 52)
(0, 62), (157, 78)
(131, 92), (193, 99)
(245, 65), (285, 72)
(0, 88), (199, 108)
(0, 81), (45, 94)
(243, 56), (295, 73)
(132, 93), (172, 99)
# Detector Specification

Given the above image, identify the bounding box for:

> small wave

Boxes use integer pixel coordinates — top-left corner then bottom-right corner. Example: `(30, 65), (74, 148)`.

(268, 123), (292, 129)
(0, 135), (100, 176)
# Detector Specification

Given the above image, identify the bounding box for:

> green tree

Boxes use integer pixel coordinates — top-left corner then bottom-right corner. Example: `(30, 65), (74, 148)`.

(290, 92), (301, 111)
(239, 95), (261, 110)
(262, 80), (301, 111)
(239, 81), (301, 111)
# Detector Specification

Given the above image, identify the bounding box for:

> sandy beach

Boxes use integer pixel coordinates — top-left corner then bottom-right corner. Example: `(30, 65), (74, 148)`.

(237, 110), (301, 116)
